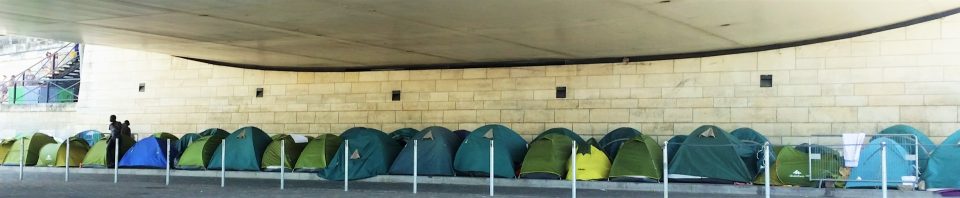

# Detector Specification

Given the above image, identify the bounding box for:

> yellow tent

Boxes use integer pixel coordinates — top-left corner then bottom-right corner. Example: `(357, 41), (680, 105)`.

(565, 145), (611, 181)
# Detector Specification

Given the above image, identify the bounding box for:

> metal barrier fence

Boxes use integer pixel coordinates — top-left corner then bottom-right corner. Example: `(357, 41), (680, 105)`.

(8, 79), (80, 104)
(807, 134), (926, 186)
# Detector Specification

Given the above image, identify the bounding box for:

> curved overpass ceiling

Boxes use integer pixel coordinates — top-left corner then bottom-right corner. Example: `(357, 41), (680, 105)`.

(0, 0), (958, 70)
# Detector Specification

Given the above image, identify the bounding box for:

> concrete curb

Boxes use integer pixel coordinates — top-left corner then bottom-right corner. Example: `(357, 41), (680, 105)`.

(2, 166), (940, 198)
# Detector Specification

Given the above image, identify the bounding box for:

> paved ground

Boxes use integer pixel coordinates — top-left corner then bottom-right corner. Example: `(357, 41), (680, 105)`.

(0, 171), (793, 198)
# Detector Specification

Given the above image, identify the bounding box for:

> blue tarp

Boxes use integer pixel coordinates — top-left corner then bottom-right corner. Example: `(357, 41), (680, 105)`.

(846, 137), (914, 189)
(119, 136), (177, 168)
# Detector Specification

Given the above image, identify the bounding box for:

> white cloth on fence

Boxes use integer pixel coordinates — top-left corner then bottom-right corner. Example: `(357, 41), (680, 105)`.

(842, 133), (866, 167)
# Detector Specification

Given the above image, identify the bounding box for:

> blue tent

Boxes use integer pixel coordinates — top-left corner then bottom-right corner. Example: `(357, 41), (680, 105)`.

(74, 130), (102, 147)
(389, 126), (461, 176)
(872, 125), (935, 172)
(924, 130), (960, 189)
(846, 137), (914, 189)
(119, 133), (179, 168)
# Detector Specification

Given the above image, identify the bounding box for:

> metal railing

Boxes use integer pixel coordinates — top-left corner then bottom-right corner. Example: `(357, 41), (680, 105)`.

(807, 134), (925, 186)
(7, 78), (80, 104)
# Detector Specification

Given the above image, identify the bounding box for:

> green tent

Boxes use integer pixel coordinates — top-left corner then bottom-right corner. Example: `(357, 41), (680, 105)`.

(599, 127), (642, 161)
(176, 130), (230, 169)
(320, 127), (402, 180)
(520, 133), (575, 179)
(175, 133), (200, 157)
(36, 137), (90, 167)
(752, 145), (784, 185)
(81, 134), (135, 168)
(609, 133), (663, 182)
(0, 139), (14, 162)
(294, 134), (342, 172)
(730, 128), (776, 177)
(873, 125), (935, 173)
(669, 125), (754, 183)
(208, 126), (272, 171)
(262, 134), (312, 171)
(454, 124), (528, 178)
(3, 133), (57, 166)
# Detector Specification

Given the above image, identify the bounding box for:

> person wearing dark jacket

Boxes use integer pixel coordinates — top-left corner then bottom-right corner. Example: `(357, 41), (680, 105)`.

(106, 115), (123, 167)
(121, 120), (132, 138)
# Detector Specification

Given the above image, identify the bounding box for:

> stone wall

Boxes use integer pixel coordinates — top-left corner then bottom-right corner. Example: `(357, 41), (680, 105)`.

(4, 16), (960, 144)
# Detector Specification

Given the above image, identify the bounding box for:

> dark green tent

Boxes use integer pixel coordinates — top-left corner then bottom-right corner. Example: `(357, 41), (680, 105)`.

(389, 126), (461, 176)
(520, 133), (575, 179)
(36, 137), (89, 167)
(873, 125), (935, 172)
(599, 127), (641, 161)
(454, 124), (528, 178)
(320, 127), (402, 180)
(81, 134), (135, 168)
(609, 133), (663, 182)
(262, 134), (312, 171)
(730, 128), (776, 177)
(669, 125), (754, 183)
(3, 133), (57, 166)
(666, 135), (686, 164)
(294, 134), (342, 172)
(389, 128), (419, 146)
(176, 130), (230, 170)
(207, 126), (272, 171)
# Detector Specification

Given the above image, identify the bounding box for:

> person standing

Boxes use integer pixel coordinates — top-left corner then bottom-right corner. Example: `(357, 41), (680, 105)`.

(121, 120), (132, 138)
(106, 115), (123, 167)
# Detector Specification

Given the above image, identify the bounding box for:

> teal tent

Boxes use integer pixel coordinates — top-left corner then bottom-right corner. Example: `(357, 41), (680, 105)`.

(730, 128), (776, 177)
(669, 125), (754, 183)
(389, 126), (461, 176)
(389, 128), (419, 146)
(924, 130), (960, 189)
(454, 124), (528, 178)
(666, 135), (686, 164)
(207, 127), (272, 171)
(872, 125), (934, 172)
(74, 130), (103, 148)
(846, 137), (914, 189)
(599, 127), (641, 161)
(320, 127), (402, 180)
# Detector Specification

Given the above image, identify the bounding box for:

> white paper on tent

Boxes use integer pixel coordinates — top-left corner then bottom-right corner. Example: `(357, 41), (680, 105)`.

(423, 130), (434, 140)
(483, 129), (495, 139)
(289, 134), (308, 143)
(350, 150), (361, 159)
(842, 133), (866, 167)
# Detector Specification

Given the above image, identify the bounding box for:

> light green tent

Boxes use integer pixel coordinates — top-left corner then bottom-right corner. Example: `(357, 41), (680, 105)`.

(208, 126), (273, 171)
(3, 133), (57, 166)
(262, 134), (312, 171)
(609, 133), (663, 182)
(519, 128), (583, 179)
(294, 134), (342, 172)
(35, 137), (89, 167)
(176, 131), (230, 169)
(0, 139), (14, 162)
(81, 135), (135, 168)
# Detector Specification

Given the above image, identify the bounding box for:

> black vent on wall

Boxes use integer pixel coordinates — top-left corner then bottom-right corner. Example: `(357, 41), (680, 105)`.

(392, 90), (401, 101)
(556, 86), (567, 98)
(138, 83), (145, 92)
(256, 88), (264, 97)
(760, 75), (773, 87)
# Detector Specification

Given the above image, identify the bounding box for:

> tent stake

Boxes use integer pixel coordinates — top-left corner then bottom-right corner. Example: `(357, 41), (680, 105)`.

(65, 139), (69, 182)
(344, 140), (349, 192)
(571, 141), (577, 198)
(166, 138), (171, 186)
(881, 142), (887, 198)
(114, 138), (119, 184)
(764, 142), (770, 198)
(413, 139), (418, 194)
(221, 139), (225, 187)
(280, 139), (285, 190)
(489, 139), (494, 197)
(663, 141), (668, 198)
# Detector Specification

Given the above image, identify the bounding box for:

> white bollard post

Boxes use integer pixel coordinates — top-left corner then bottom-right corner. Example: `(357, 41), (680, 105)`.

(413, 139), (418, 194)
(881, 142), (887, 198)
(221, 140), (225, 188)
(344, 140), (349, 192)
(571, 141), (577, 198)
(280, 139), (285, 190)
(65, 139), (70, 182)
(19, 137), (24, 181)
(114, 138), (119, 184)
(764, 142), (771, 198)
(489, 139), (494, 197)
(663, 141), (668, 198)
(166, 139), (171, 186)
